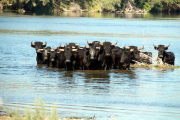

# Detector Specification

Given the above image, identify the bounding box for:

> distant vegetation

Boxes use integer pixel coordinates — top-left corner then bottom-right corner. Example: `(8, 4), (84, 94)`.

(0, 0), (180, 14)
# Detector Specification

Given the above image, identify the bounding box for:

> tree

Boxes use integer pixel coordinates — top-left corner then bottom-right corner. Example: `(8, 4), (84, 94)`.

(143, 2), (151, 11)
(151, 1), (163, 12)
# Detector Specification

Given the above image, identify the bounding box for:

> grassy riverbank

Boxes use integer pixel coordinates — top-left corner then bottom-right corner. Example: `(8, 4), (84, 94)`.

(0, 98), (95, 120)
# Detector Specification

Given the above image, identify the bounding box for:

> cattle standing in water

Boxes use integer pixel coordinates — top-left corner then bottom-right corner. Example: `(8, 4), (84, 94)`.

(119, 48), (131, 70)
(98, 41), (117, 70)
(111, 46), (121, 69)
(59, 45), (78, 70)
(56, 47), (66, 69)
(153, 44), (175, 65)
(31, 41), (47, 64)
(75, 47), (87, 70)
(47, 49), (57, 67)
(113, 48), (131, 70)
(37, 47), (51, 64)
(86, 41), (101, 70)
(126, 46), (144, 64)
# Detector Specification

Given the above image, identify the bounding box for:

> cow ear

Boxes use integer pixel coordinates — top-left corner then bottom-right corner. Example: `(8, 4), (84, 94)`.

(165, 47), (168, 50)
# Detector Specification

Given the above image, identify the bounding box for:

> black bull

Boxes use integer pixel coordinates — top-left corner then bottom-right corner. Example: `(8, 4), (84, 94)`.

(31, 41), (47, 64)
(153, 44), (175, 65)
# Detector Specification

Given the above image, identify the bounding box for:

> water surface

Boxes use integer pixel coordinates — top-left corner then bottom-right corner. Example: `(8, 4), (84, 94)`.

(0, 12), (180, 119)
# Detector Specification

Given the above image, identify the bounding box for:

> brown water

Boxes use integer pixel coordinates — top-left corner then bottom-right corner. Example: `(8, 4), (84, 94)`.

(0, 12), (180, 119)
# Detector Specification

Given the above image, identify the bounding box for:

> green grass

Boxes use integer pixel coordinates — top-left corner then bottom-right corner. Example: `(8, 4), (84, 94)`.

(4, 98), (57, 120)
(3, 98), (94, 120)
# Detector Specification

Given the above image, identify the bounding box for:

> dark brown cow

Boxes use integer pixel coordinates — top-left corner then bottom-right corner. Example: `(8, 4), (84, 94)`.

(153, 44), (175, 65)
(31, 41), (47, 64)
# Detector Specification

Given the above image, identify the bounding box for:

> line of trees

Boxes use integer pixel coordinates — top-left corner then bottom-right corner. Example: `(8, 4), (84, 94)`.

(1, 0), (180, 14)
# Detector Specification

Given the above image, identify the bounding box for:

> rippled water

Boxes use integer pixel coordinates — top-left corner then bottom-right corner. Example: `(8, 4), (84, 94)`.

(0, 12), (180, 119)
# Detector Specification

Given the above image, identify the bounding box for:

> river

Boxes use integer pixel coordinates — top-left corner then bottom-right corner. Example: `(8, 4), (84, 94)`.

(0, 12), (180, 119)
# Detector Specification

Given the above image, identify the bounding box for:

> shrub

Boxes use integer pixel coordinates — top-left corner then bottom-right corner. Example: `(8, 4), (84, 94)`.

(143, 2), (151, 12)
(151, 1), (163, 12)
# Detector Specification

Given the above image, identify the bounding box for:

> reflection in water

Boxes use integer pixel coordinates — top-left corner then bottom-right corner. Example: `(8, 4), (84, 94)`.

(1, 12), (180, 119)
(113, 69), (137, 80)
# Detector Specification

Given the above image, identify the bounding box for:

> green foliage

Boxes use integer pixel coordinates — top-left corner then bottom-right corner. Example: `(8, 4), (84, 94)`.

(135, 0), (145, 9)
(1, 0), (180, 13)
(143, 2), (151, 11)
(151, 1), (163, 12)
(5, 97), (60, 120)
(120, 0), (127, 9)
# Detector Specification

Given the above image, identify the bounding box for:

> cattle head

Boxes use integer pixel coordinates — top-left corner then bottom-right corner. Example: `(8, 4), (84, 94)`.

(66, 43), (79, 49)
(100, 41), (117, 57)
(125, 45), (144, 62)
(48, 49), (56, 62)
(60, 45), (78, 63)
(31, 41), (47, 53)
(153, 44), (170, 58)
(87, 40), (100, 47)
(85, 43), (101, 60)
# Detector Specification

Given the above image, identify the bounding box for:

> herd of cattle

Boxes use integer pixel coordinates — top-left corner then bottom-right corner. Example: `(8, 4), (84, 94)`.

(31, 41), (175, 70)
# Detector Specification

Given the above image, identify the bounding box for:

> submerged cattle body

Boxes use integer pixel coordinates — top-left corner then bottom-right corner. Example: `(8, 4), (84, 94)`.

(31, 41), (47, 64)
(75, 48), (88, 70)
(112, 46), (121, 69)
(39, 47), (51, 64)
(113, 48), (131, 70)
(153, 44), (175, 65)
(63, 45), (78, 70)
(86, 41), (101, 70)
(98, 41), (117, 70)
(31, 41), (175, 70)
(56, 50), (66, 69)
(126, 46), (144, 64)
(119, 48), (131, 70)
(47, 49), (57, 67)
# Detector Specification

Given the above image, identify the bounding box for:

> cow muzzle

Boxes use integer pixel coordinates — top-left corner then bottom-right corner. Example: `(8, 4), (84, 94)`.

(105, 54), (110, 57)
(90, 57), (94, 60)
(66, 60), (70, 63)
(158, 55), (163, 58)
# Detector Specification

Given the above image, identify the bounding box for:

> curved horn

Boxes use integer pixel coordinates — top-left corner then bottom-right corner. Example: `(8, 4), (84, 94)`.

(153, 44), (158, 48)
(165, 44), (170, 48)
(85, 45), (89, 49)
(59, 49), (64, 51)
(99, 42), (103, 46)
(87, 39), (92, 44)
(42, 42), (47, 46)
(125, 47), (130, 49)
(96, 47), (100, 50)
(112, 41), (117, 46)
(72, 49), (77, 51)
(138, 45), (144, 51)
(130, 49), (134, 52)
(31, 42), (35, 46)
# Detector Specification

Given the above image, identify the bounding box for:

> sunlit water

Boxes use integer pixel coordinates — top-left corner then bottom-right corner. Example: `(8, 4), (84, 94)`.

(0, 12), (180, 119)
